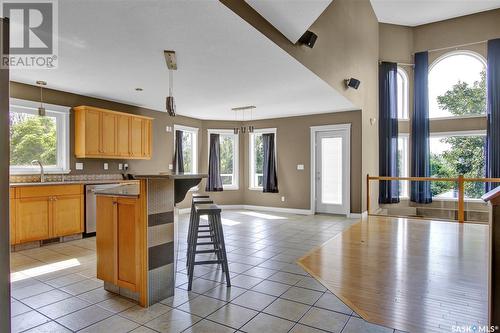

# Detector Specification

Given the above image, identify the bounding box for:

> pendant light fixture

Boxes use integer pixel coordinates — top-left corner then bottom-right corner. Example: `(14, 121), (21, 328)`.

(36, 80), (47, 117)
(164, 50), (177, 116)
(232, 105), (256, 134)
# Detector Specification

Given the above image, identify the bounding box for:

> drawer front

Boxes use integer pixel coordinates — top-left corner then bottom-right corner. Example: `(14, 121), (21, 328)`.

(17, 184), (83, 198)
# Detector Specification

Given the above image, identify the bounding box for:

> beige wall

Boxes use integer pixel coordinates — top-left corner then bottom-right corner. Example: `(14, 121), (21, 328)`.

(221, 0), (379, 211)
(11, 82), (362, 212)
(380, 10), (500, 140)
(195, 112), (362, 212)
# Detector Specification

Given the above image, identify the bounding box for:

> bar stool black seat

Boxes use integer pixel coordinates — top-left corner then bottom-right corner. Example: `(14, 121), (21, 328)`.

(187, 203), (230, 290)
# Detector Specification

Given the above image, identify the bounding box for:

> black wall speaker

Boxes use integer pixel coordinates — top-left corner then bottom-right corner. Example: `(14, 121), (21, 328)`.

(345, 78), (361, 90)
(166, 96), (176, 116)
(298, 30), (317, 48)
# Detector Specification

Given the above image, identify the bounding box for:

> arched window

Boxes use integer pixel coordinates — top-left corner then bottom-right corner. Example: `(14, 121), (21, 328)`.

(396, 67), (409, 119)
(428, 51), (486, 119)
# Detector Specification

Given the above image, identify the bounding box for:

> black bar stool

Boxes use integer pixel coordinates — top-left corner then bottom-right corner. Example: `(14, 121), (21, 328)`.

(187, 203), (230, 291)
(187, 197), (215, 269)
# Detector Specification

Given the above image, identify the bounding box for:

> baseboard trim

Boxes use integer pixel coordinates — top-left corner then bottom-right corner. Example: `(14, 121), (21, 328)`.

(178, 205), (313, 216)
(347, 211), (367, 219)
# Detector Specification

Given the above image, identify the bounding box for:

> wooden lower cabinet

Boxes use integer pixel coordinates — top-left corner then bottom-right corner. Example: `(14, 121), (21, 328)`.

(11, 185), (84, 245)
(15, 197), (51, 243)
(52, 194), (84, 237)
(96, 196), (141, 292)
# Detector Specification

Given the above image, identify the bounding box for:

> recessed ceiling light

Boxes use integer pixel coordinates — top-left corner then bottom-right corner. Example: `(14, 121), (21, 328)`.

(135, 88), (143, 91)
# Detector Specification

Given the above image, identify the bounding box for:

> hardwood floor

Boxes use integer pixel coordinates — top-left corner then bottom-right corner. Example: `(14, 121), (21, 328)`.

(297, 216), (489, 333)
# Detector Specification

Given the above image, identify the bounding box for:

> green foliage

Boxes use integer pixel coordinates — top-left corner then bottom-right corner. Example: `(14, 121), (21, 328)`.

(10, 113), (57, 166)
(430, 70), (486, 198)
(182, 132), (192, 172)
(220, 135), (234, 185)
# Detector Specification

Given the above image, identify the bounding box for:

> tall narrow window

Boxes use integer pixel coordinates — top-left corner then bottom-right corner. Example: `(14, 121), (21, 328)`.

(249, 128), (276, 190)
(208, 129), (239, 190)
(10, 99), (70, 174)
(397, 67), (409, 119)
(174, 125), (198, 173)
(397, 135), (409, 197)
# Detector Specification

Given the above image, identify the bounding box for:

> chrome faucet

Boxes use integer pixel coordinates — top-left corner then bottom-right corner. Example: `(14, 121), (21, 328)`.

(31, 160), (45, 183)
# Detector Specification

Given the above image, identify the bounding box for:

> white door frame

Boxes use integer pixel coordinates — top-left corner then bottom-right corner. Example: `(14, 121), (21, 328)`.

(310, 124), (351, 216)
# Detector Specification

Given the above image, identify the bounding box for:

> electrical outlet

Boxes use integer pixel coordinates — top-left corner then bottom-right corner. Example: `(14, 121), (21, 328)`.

(104, 163), (109, 170)
(118, 163), (123, 170)
(281, 196), (285, 202)
(75, 162), (84, 170)
(124, 163), (129, 171)
(168, 164), (173, 170)
(297, 164), (304, 170)
(166, 126), (172, 132)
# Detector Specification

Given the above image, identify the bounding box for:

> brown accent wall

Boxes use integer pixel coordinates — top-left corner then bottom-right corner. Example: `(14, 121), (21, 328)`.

(10, 82), (202, 176)
(220, 0), (379, 211)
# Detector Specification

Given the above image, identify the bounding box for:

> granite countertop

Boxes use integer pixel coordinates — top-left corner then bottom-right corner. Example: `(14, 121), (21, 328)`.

(131, 172), (208, 179)
(10, 179), (138, 187)
(93, 183), (140, 197)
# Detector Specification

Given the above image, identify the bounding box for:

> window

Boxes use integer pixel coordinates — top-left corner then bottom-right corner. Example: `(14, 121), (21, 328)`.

(428, 51), (486, 119)
(397, 67), (409, 119)
(249, 128), (276, 190)
(430, 131), (486, 199)
(174, 125), (198, 173)
(207, 129), (239, 190)
(10, 98), (70, 174)
(397, 134), (409, 197)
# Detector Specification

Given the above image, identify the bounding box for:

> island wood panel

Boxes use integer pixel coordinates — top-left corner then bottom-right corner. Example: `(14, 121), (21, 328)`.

(117, 197), (140, 291)
(96, 195), (116, 284)
(96, 193), (147, 305)
(297, 216), (489, 333)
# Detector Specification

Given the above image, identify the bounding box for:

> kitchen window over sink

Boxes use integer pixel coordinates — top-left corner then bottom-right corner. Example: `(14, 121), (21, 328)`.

(9, 98), (70, 174)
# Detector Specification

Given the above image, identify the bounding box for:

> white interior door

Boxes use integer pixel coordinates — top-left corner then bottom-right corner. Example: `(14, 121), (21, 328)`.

(315, 129), (349, 214)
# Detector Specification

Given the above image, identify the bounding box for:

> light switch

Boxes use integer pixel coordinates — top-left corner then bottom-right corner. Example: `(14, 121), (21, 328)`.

(168, 164), (173, 170)
(166, 126), (172, 132)
(118, 163), (123, 170)
(281, 196), (285, 202)
(297, 164), (304, 170)
(104, 163), (109, 170)
(75, 162), (84, 170)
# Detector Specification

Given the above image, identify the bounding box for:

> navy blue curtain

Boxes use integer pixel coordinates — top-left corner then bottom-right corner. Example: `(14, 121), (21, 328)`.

(262, 133), (278, 193)
(379, 62), (400, 203)
(174, 130), (184, 173)
(410, 52), (432, 203)
(206, 133), (223, 192)
(487, 38), (500, 191)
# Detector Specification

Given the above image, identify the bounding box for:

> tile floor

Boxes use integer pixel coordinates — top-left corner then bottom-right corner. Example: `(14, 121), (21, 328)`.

(9, 210), (402, 333)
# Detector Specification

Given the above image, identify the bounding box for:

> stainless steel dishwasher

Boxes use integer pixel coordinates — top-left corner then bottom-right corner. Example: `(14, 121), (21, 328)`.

(85, 183), (124, 236)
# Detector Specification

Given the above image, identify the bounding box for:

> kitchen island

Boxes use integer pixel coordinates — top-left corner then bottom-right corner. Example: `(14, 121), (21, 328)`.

(94, 172), (207, 307)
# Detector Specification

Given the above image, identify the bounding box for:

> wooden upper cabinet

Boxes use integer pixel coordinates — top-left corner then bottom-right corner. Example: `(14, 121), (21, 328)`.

(117, 115), (130, 157)
(130, 117), (144, 158)
(74, 106), (152, 159)
(101, 112), (117, 155)
(83, 108), (101, 156)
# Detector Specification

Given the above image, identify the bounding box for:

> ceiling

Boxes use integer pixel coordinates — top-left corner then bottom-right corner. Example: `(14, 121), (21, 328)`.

(370, 0), (500, 26)
(245, 0), (332, 43)
(11, 0), (353, 120)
